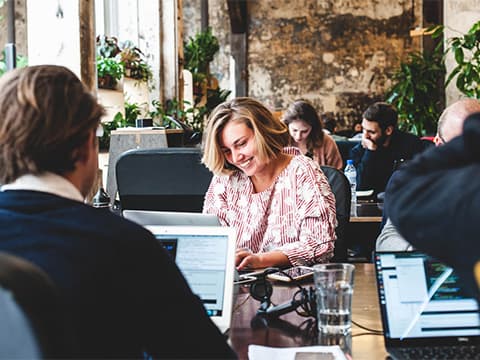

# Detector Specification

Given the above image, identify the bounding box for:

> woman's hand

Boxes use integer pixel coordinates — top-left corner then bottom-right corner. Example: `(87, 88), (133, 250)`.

(235, 249), (291, 270)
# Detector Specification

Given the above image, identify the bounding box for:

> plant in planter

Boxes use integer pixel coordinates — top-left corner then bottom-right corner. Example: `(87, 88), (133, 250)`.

(96, 57), (124, 90)
(119, 40), (153, 84)
(98, 101), (142, 150)
(96, 35), (124, 90)
(183, 27), (230, 134)
(96, 35), (121, 58)
(386, 45), (445, 136)
(444, 21), (480, 98)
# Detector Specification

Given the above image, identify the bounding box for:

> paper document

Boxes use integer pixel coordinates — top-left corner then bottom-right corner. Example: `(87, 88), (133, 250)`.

(248, 345), (348, 360)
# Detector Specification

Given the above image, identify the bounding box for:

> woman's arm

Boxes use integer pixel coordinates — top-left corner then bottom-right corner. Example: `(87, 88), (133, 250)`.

(276, 161), (337, 265)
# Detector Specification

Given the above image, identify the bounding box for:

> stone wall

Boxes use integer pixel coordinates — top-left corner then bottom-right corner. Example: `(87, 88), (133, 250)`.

(184, 0), (422, 130)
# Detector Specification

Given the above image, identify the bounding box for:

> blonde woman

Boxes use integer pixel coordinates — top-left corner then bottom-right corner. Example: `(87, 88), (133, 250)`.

(202, 97), (336, 270)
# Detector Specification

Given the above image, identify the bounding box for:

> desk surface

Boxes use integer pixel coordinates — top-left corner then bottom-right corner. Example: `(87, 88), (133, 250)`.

(350, 203), (383, 223)
(230, 263), (388, 360)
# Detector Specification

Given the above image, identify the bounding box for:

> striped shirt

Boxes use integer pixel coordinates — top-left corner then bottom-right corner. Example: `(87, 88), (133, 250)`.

(203, 147), (337, 265)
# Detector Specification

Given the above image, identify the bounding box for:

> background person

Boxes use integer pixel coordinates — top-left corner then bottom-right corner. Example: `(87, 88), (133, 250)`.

(350, 102), (424, 194)
(282, 99), (343, 170)
(0, 65), (235, 358)
(376, 98), (480, 251)
(387, 112), (480, 298)
(202, 97), (337, 270)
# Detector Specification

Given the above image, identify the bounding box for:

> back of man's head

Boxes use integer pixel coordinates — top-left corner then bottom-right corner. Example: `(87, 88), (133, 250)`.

(436, 98), (480, 145)
(0, 65), (104, 184)
(362, 102), (398, 132)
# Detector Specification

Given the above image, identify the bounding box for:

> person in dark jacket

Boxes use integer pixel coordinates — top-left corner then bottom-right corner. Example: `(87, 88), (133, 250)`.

(376, 99), (480, 252)
(386, 112), (480, 298)
(0, 65), (236, 358)
(350, 102), (425, 194)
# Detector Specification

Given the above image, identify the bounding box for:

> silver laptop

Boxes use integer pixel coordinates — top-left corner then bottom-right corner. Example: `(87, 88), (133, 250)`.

(145, 225), (236, 334)
(374, 251), (480, 360)
(123, 210), (220, 226)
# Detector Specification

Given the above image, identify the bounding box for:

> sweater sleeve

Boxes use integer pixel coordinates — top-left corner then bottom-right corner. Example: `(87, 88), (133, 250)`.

(278, 162), (337, 265)
(322, 135), (344, 170)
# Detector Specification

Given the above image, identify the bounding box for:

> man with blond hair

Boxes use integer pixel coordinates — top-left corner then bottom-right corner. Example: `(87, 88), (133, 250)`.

(0, 65), (235, 358)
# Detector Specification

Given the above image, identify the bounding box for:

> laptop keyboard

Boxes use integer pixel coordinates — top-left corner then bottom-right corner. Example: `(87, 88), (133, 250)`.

(396, 345), (480, 359)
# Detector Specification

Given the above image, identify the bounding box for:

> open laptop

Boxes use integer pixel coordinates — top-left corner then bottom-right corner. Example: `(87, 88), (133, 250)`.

(374, 251), (480, 360)
(145, 225), (236, 334)
(123, 210), (220, 226)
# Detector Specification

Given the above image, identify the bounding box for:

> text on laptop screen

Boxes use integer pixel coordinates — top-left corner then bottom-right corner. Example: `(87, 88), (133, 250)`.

(375, 252), (480, 340)
(154, 233), (228, 317)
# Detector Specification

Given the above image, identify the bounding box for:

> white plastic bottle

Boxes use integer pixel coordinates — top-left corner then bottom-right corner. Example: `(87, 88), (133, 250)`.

(344, 159), (357, 216)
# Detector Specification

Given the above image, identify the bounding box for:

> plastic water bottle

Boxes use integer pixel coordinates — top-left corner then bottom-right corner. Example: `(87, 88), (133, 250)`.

(344, 160), (357, 216)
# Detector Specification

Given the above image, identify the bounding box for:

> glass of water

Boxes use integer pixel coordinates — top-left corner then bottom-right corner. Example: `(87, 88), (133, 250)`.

(313, 263), (355, 335)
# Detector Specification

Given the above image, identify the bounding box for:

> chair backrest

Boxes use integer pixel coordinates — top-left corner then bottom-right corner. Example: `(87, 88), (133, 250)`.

(116, 147), (213, 212)
(335, 140), (359, 168)
(320, 166), (351, 262)
(0, 252), (75, 358)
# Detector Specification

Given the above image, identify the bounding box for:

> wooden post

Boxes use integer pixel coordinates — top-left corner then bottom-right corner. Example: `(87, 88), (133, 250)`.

(79, 0), (96, 92)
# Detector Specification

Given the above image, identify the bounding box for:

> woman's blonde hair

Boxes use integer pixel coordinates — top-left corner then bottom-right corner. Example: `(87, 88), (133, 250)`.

(202, 97), (290, 175)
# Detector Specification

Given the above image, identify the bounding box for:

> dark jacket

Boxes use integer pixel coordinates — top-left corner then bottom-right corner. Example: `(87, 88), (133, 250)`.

(350, 130), (425, 194)
(0, 190), (236, 359)
(386, 114), (480, 298)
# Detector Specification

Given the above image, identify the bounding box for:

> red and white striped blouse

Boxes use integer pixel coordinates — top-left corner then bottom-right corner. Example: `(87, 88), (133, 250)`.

(203, 147), (337, 265)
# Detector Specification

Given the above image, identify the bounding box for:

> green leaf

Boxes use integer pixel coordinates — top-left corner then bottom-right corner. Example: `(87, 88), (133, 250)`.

(454, 47), (465, 64)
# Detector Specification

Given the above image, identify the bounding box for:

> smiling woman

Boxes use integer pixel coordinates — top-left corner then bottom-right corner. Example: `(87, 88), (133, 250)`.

(202, 97), (337, 270)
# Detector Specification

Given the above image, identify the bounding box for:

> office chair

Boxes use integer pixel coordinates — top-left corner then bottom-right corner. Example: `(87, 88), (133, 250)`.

(116, 147), (213, 212)
(320, 166), (351, 262)
(0, 252), (75, 358)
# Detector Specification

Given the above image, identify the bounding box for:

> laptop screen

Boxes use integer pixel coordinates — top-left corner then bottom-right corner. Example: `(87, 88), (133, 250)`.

(375, 252), (480, 342)
(145, 226), (235, 332)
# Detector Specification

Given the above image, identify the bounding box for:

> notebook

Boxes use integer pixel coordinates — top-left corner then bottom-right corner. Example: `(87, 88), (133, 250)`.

(374, 251), (480, 360)
(145, 225), (236, 334)
(123, 210), (220, 226)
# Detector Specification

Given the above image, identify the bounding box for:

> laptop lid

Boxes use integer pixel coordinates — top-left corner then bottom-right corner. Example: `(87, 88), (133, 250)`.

(123, 210), (220, 226)
(145, 225), (236, 333)
(374, 251), (480, 350)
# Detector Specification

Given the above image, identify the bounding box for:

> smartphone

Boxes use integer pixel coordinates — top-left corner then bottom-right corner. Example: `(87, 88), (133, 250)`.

(267, 266), (314, 282)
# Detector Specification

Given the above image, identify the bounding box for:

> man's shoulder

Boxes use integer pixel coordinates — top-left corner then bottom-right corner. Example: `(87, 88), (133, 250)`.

(394, 130), (422, 144)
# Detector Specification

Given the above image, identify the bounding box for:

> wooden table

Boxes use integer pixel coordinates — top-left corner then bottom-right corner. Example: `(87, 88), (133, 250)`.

(350, 203), (383, 223)
(229, 263), (388, 360)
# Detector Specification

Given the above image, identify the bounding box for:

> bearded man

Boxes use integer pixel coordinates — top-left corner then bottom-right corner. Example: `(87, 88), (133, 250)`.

(350, 102), (425, 194)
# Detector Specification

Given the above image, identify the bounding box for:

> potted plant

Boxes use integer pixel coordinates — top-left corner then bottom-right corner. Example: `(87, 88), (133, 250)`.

(386, 46), (445, 136)
(443, 21), (480, 98)
(96, 35), (124, 90)
(182, 28), (230, 135)
(96, 57), (124, 90)
(119, 40), (153, 83)
(99, 101), (142, 150)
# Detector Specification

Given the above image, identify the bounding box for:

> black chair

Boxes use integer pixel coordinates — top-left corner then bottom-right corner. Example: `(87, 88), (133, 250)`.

(116, 147), (213, 212)
(320, 166), (351, 262)
(0, 252), (75, 358)
(335, 140), (359, 168)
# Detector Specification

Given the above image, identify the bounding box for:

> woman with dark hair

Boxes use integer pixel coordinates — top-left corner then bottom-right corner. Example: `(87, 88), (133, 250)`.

(283, 100), (343, 170)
